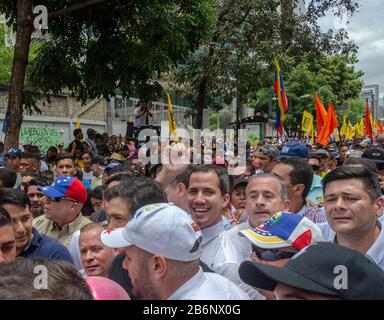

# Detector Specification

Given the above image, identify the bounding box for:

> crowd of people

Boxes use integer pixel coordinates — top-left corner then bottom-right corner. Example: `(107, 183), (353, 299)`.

(0, 127), (384, 300)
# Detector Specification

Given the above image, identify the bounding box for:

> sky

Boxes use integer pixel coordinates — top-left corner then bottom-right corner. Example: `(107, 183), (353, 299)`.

(318, 0), (384, 100)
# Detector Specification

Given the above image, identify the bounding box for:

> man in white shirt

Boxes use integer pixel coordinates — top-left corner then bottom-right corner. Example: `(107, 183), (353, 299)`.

(319, 165), (384, 269)
(186, 165), (243, 284)
(101, 203), (249, 300)
(228, 173), (290, 262)
(133, 101), (153, 139)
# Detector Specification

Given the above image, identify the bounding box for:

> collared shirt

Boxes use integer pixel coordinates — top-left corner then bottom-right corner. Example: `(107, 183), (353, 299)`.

(20, 228), (73, 263)
(200, 221), (242, 284)
(33, 213), (92, 247)
(297, 205), (327, 223)
(227, 220), (252, 262)
(167, 267), (249, 300)
(318, 221), (384, 270)
(307, 174), (324, 206)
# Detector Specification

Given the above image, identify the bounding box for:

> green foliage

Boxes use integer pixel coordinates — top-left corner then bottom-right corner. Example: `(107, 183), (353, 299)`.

(0, 0), (215, 111)
(246, 53), (364, 132)
(0, 24), (13, 85)
(172, 0), (361, 128)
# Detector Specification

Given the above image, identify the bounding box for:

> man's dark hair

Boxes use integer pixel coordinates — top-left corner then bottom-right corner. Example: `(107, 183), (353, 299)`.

(73, 128), (82, 137)
(322, 166), (381, 203)
(245, 163), (256, 176)
(105, 173), (135, 187)
(39, 170), (54, 184)
(0, 258), (93, 300)
(89, 185), (104, 200)
(187, 164), (230, 195)
(173, 165), (194, 186)
(20, 152), (40, 161)
(0, 168), (17, 188)
(0, 188), (29, 208)
(25, 178), (49, 195)
(0, 207), (13, 227)
(343, 157), (378, 174)
(55, 153), (75, 165)
(104, 178), (167, 218)
(277, 157), (314, 200)
(80, 151), (92, 159)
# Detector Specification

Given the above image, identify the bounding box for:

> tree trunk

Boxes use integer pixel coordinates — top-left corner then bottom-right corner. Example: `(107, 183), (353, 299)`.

(4, 0), (34, 151)
(195, 76), (208, 129)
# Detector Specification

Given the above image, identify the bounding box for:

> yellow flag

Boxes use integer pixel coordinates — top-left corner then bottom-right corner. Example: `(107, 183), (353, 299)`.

(333, 128), (340, 142)
(357, 118), (365, 137)
(301, 111), (313, 133)
(346, 122), (355, 140)
(76, 119), (81, 129)
(340, 117), (347, 137)
(167, 94), (178, 141)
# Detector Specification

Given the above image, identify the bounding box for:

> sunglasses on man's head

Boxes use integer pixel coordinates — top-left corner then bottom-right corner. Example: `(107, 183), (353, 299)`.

(252, 244), (296, 261)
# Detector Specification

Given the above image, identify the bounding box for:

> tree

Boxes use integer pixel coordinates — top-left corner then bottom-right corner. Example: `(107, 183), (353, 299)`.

(0, 0), (214, 149)
(0, 24), (13, 85)
(247, 53), (363, 134)
(173, 0), (360, 129)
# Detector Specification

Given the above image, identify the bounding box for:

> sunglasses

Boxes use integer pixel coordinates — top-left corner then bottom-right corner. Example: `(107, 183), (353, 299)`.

(252, 245), (296, 261)
(376, 163), (384, 171)
(47, 196), (78, 203)
(311, 165), (320, 171)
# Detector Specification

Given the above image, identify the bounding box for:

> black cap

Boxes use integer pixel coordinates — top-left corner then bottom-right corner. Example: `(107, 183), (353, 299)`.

(362, 147), (384, 164)
(239, 242), (384, 300)
(233, 177), (248, 189)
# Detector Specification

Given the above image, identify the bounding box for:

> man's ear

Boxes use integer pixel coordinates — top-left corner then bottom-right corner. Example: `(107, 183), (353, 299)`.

(177, 183), (187, 198)
(283, 199), (291, 211)
(375, 197), (384, 218)
(151, 255), (167, 280)
(222, 193), (230, 208)
(294, 183), (305, 197)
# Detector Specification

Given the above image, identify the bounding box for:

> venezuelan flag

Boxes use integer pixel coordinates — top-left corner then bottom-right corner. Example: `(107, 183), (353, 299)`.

(274, 59), (288, 134)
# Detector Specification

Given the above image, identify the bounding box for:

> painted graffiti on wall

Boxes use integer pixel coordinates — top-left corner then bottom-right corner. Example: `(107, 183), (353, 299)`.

(19, 126), (63, 153)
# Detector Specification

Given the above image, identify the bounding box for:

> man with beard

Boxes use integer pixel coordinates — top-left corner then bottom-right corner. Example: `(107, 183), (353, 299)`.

(25, 179), (49, 218)
(0, 188), (73, 262)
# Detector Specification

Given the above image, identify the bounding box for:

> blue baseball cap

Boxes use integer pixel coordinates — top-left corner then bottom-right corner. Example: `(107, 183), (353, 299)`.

(104, 162), (122, 173)
(5, 148), (22, 158)
(277, 142), (309, 159)
(38, 176), (87, 204)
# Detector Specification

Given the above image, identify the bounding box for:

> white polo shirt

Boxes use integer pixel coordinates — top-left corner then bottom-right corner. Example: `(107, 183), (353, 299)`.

(200, 221), (242, 284)
(167, 268), (249, 300)
(318, 221), (384, 270)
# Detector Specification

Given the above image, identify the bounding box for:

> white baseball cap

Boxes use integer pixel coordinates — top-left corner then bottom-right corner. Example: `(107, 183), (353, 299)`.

(101, 203), (203, 262)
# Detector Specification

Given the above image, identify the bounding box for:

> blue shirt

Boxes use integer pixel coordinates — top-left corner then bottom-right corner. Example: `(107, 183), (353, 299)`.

(20, 228), (74, 264)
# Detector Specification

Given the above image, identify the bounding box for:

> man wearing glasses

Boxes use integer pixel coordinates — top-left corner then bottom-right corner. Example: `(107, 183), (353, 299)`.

(239, 211), (323, 299)
(33, 176), (92, 246)
(0, 188), (73, 262)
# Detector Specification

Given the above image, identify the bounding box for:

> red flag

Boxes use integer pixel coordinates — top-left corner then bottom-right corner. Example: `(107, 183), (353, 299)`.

(365, 99), (374, 142)
(314, 92), (328, 137)
(379, 121), (383, 135)
(317, 101), (338, 147)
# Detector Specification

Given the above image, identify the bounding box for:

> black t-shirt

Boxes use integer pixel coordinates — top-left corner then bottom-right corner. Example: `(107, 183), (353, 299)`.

(109, 253), (135, 299)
